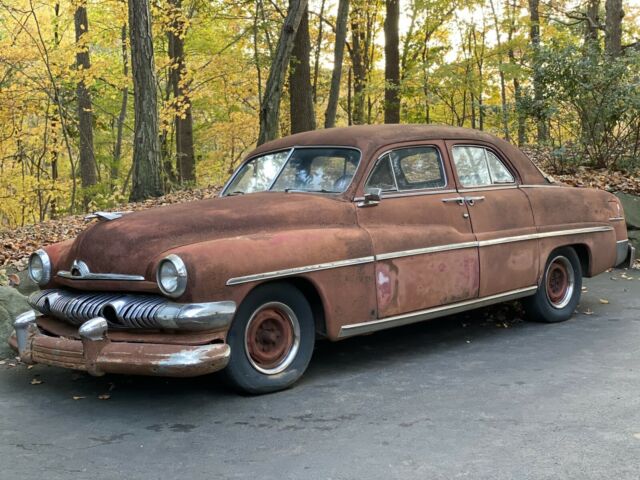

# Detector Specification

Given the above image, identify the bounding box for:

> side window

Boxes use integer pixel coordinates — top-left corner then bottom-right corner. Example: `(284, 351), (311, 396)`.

(486, 150), (514, 183)
(365, 146), (446, 192)
(366, 156), (397, 191)
(452, 146), (514, 187)
(390, 147), (446, 190)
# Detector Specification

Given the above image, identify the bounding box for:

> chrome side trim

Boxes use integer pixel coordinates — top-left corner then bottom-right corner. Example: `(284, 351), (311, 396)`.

(377, 241), (478, 261)
(58, 271), (146, 281)
(457, 185), (517, 192)
(225, 227), (614, 284)
(609, 217), (625, 222)
(339, 286), (538, 337)
(477, 226), (613, 248)
(617, 238), (629, 243)
(376, 226), (613, 261)
(226, 256), (375, 286)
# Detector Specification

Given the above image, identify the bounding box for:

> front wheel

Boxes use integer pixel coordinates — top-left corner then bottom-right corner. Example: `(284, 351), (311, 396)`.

(224, 282), (315, 394)
(523, 247), (582, 323)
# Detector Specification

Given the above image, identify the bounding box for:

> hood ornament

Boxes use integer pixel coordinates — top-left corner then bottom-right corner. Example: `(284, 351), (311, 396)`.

(84, 211), (131, 222)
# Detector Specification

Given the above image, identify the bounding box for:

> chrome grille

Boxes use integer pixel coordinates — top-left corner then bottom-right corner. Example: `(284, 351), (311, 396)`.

(30, 289), (171, 329)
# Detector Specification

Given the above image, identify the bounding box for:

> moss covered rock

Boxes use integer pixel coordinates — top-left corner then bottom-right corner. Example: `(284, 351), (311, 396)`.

(0, 287), (31, 357)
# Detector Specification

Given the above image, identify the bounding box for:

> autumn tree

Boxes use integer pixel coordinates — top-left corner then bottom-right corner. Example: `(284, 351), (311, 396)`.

(384, 0), (400, 123)
(289, 5), (315, 134)
(128, 0), (164, 201)
(73, 2), (98, 203)
(258, 0), (308, 145)
(528, 0), (547, 142)
(605, 0), (624, 58)
(167, 0), (195, 183)
(324, 0), (350, 128)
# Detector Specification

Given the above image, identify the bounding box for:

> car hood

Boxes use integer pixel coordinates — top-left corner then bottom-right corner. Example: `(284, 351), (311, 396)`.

(59, 192), (356, 278)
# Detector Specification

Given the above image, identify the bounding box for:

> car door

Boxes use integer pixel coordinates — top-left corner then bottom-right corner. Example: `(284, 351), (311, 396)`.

(356, 142), (479, 319)
(447, 142), (539, 297)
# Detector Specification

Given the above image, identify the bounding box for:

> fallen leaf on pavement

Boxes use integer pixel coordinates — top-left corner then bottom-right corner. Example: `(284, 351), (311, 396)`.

(599, 299), (610, 304)
(72, 396), (85, 400)
(583, 309), (594, 315)
(30, 378), (42, 385)
(98, 394), (111, 400)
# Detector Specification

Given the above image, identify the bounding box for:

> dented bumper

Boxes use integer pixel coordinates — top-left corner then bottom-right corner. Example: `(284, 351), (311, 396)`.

(8, 311), (230, 377)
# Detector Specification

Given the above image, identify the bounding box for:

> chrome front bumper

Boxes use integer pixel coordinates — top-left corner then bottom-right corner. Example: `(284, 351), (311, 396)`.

(29, 289), (236, 331)
(9, 311), (231, 377)
(616, 239), (636, 268)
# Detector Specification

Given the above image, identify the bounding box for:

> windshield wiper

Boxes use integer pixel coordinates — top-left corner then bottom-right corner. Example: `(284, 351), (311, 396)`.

(226, 190), (245, 196)
(284, 188), (339, 194)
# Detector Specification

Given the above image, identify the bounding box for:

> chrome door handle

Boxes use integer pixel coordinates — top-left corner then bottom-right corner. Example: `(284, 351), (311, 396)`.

(465, 196), (485, 206)
(442, 197), (465, 206)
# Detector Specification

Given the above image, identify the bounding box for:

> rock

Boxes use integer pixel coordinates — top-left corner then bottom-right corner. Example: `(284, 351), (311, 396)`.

(0, 286), (31, 357)
(615, 192), (640, 230)
(14, 270), (39, 297)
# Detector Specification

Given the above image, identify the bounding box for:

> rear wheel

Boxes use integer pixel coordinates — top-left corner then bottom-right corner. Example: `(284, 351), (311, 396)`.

(224, 283), (315, 394)
(524, 247), (582, 323)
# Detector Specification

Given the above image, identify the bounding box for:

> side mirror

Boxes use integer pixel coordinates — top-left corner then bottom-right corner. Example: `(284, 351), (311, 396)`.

(358, 188), (382, 207)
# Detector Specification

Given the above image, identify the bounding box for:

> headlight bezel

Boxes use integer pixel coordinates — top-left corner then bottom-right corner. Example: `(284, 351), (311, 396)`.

(156, 254), (188, 298)
(28, 249), (52, 286)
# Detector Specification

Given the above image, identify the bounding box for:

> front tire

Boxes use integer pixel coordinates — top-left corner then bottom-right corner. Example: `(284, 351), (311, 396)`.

(224, 282), (315, 394)
(524, 247), (582, 323)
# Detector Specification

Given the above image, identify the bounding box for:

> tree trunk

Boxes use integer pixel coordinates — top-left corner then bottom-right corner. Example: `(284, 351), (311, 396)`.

(112, 24), (128, 186)
(74, 3), (98, 198)
(584, 0), (600, 48)
(605, 0), (624, 58)
(128, 0), (164, 201)
(528, 0), (547, 143)
(507, 0), (525, 144)
(289, 5), (316, 134)
(258, 0), (309, 145)
(384, 0), (400, 124)
(167, 0), (195, 183)
(324, 0), (349, 128)
(489, 0), (510, 140)
(349, 3), (366, 125)
(311, 0), (326, 104)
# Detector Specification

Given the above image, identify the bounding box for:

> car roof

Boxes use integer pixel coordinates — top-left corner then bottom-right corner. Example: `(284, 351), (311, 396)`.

(249, 124), (547, 187)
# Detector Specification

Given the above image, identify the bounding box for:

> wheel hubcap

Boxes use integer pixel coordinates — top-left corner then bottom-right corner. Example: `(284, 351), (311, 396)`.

(244, 302), (300, 375)
(545, 256), (575, 309)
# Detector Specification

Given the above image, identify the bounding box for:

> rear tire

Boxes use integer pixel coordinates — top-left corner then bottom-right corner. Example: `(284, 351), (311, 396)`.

(523, 247), (582, 323)
(224, 282), (315, 394)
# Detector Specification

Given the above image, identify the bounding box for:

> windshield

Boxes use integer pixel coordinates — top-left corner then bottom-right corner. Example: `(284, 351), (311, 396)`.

(223, 147), (361, 195)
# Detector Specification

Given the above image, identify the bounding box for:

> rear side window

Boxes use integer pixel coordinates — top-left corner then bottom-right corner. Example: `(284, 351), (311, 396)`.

(366, 146), (446, 192)
(452, 146), (514, 187)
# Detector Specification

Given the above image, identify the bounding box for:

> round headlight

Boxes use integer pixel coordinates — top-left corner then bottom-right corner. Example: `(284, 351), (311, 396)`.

(156, 254), (187, 298)
(28, 249), (52, 286)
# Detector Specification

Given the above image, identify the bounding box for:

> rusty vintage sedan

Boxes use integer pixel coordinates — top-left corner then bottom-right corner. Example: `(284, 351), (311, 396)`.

(9, 125), (635, 393)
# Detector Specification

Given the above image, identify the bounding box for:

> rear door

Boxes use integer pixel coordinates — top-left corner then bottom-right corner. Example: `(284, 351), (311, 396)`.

(447, 142), (539, 296)
(356, 142), (479, 318)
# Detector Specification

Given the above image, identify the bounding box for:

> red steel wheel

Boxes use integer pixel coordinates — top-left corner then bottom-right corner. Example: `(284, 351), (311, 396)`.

(544, 255), (575, 309)
(244, 302), (300, 375)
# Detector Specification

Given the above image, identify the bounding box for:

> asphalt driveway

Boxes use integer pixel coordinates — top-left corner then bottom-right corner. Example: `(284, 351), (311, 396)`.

(1, 269), (639, 479)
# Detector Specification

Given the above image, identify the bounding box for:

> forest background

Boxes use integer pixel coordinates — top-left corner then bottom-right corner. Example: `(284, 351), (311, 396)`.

(0, 0), (638, 229)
